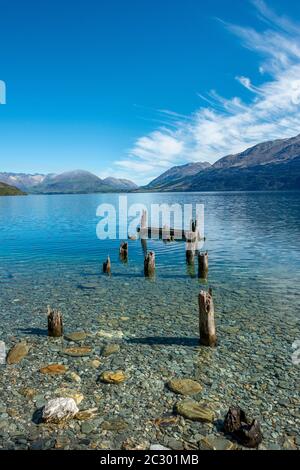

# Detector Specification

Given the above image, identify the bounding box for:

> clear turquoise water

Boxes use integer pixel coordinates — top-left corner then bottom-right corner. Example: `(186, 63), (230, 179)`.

(0, 191), (299, 301)
(0, 192), (299, 447)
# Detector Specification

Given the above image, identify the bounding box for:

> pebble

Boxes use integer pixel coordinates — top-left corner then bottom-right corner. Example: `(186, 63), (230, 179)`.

(176, 400), (215, 422)
(168, 378), (202, 396)
(100, 370), (127, 384)
(6, 342), (29, 364)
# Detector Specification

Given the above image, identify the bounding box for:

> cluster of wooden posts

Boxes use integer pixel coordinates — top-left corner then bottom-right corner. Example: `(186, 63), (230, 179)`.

(48, 213), (217, 348)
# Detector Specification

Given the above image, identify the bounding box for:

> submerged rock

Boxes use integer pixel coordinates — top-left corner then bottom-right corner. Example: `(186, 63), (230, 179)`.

(62, 347), (92, 357)
(97, 330), (124, 340)
(42, 398), (79, 423)
(168, 378), (202, 396)
(55, 388), (84, 405)
(176, 399), (215, 422)
(64, 331), (87, 342)
(101, 418), (128, 431)
(100, 370), (127, 384)
(39, 364), (67, 375)
(75, 408), (98, 421)
(199, 436), (236, 450)
(6, 341), (29, 364)
(101, 344), (120, 357)
(150, 444), (170, 450)
(66, 371), (81, 383)
(0, 341), (5, 365)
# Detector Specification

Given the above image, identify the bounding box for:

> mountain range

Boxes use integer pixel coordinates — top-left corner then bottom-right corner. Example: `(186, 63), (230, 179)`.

(1, 134), (300, 194)
(0, 170), (138, 194)
(142, 133), (300, 191)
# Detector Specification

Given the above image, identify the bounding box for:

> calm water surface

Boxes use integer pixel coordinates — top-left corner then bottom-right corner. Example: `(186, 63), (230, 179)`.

(0, 192), (299, 448)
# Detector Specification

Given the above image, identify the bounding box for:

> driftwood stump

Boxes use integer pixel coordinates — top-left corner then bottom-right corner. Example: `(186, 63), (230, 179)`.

(103, 255), (111, 274)
(144, 251), (155, 277)
(198, 289), (217, 347)
(47, 306), (63, 337)
(198, 251), (208, 279)
(119, 242), (128, 262)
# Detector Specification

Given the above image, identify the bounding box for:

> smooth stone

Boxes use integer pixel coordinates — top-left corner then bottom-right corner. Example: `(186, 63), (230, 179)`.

(67, 372), (81, 383)
(97, 330), (124, 340)
(42, 398), (79, 423)
(168, 378), (202, 396)
(150, 444), (170, 450)
(101, 418), (128, 432)
(75, 408), (98, 421)
(40, 364), (67, 375)
(199, 436), (236, 450)
(0, 341), (6, 364)
(101, 344), (120, 357)
(64, 331), (87, 342)
(62, 347), (92, 357)
(90, 359), (101, 368)
(176, 400), (215, 422)
(100, 370), (127, 384)
(55, 388), (84, 405)
(6, 342), (29, 364)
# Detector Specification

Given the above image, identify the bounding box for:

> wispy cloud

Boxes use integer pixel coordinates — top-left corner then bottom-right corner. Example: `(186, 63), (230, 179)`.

(116, 1), (300, 185)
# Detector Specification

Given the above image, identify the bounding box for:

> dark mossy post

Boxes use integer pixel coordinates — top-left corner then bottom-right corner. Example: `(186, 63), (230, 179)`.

(144, 251), (155, 277)
(141, 238), (147, 256)
(119, 242), (128, 262)
(47, 306), (63, 337)
(198, 251), (208, 279)
(198, 289), (217, 347)
(103, 255), (111, 274)
(186, 240), (195, 265)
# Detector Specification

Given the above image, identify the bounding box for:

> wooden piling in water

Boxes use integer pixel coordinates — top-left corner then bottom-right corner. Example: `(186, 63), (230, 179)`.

(103, 255), (111, 274)
(198, 289), (217, 347)
(144, 251), (155, 277)
(198, 251), (208, 279)
(119, 242), (128, 262)
(47, 306), (63, 337)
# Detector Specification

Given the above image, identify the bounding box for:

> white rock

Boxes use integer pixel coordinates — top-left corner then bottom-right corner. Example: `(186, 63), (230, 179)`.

(42, 397), (79, 423)
(150, 444), (170, 450)
(0, 341), (6, 365)
(97, 329), (124, 339)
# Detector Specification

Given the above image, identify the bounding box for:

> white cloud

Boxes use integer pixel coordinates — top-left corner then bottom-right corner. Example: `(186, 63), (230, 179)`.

(116, 1), (300, 185)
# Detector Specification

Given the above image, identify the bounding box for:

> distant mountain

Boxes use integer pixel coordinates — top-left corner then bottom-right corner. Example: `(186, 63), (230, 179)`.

(0, 181), (26, 196)
(143, 162), (211, 191)
(0, 173), (46, 192)
(144, 134), (300, 191)
(0, 170), (137, 194)
(103, 177), (138, 190)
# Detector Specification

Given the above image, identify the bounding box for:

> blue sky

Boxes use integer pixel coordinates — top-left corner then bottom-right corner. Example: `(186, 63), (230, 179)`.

(0, 0), (300, 184)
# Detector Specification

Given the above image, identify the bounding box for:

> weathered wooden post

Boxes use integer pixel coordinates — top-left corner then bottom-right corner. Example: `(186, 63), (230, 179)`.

(198, 288), (217, 347)
(191, 219), (197, 233)
(141, 237), (147, 256)
(185, 240), (195, 265)
(198, 251), (208, 279)
(119, 242), (128, 262)
(144, 251), (155, 277)
(47, 306), (63, 337)
(103, 255), (111, 274)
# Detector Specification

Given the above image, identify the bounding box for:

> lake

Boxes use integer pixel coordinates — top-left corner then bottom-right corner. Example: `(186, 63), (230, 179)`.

(0, 191), (299, 450)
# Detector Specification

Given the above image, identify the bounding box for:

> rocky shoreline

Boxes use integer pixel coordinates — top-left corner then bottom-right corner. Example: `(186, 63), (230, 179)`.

(0, 281), (299, 451)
